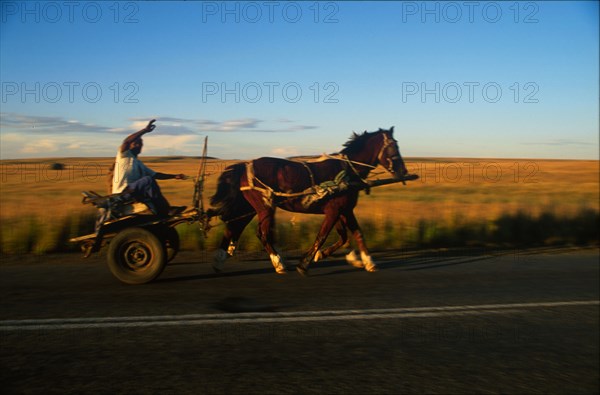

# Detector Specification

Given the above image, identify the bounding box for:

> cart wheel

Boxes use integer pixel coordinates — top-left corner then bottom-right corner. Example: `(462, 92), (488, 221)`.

(164, 226), (180, 263)
(107, 227), (167, 285)
(150, 225), (180, 263)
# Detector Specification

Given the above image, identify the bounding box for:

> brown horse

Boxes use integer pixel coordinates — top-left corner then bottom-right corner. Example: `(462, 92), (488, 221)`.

(209, 127), (409, 275)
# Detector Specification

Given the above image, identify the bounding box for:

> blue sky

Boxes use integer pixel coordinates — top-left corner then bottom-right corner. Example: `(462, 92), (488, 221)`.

(1, 1), (598, 159)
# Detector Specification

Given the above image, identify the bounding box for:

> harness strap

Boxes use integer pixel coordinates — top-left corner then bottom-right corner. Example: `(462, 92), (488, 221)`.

(240, 160), (318, 207)
(301, 162), (316, 187)
(239, 132), (397, 203)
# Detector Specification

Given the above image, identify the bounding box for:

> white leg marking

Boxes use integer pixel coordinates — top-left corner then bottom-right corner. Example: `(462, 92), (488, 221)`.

(361, 251), (378, 272)
(314, 250), (323, 262)
(227, 241), (236, 257)
(345, 250), (364, 268)
(270, 254), (287, 274)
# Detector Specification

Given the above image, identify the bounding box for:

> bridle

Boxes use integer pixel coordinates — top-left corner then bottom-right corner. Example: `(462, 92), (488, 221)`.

(377, 132), (403, 175)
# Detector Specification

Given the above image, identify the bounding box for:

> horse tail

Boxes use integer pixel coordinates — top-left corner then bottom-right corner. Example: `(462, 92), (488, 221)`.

(210, 162), (247, 219)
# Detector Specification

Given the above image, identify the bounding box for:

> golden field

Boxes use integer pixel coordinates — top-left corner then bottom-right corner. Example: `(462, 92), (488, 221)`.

(0, 156), (598, 254)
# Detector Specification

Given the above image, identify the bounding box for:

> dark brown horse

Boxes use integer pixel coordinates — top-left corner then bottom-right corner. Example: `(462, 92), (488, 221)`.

(209, 127), (408, 275)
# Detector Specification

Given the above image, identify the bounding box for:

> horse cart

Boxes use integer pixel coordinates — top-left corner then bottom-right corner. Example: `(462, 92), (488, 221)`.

(71, 129), (419, 284)
(69, 138), (213, 285)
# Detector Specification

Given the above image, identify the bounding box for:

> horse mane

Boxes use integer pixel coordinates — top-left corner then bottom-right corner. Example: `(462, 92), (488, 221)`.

(340, 129), (382, 155)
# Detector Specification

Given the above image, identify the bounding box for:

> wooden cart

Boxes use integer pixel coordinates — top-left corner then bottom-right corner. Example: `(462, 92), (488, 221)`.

(70, 138), (212, 285)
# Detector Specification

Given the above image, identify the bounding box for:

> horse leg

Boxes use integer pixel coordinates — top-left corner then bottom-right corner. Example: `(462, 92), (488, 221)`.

(297, 212), (339, 276)
(213, 213), (255, 272)
(256, 209), (287, 275)
(344, 211), (378, 272)
(313, 217), (365, 269)
(213, 228), (233, 272)
(314, 220), (349, 262)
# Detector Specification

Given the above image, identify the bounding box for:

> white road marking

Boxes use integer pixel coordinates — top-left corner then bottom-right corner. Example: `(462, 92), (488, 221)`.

(1, 300), (597, 331)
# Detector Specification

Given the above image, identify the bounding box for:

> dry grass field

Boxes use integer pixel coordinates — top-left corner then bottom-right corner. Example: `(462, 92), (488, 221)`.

(0, 156), (598, 254)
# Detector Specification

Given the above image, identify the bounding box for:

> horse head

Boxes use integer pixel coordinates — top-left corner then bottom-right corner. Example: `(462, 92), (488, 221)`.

(376, 127), (408, 180)
(341, 127), (408, 179)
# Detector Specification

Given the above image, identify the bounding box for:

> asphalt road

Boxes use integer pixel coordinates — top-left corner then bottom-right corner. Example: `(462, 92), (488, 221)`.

(1, 247), (598, 394)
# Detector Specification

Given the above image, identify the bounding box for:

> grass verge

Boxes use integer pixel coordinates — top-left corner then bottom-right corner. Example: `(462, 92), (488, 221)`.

(1, 207), (597, 257)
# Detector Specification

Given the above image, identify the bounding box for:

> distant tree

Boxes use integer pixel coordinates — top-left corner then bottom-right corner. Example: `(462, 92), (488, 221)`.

(50, 163), (65, 170)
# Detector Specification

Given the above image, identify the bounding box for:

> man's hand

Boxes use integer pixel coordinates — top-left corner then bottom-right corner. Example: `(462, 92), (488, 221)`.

(174, 173), (186, 180)
(120, 119), (157, 152)
(144, 119), (157, 133)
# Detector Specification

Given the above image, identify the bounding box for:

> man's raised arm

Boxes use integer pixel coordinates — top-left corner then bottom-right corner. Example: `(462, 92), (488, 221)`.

(120, 119), (156, 152)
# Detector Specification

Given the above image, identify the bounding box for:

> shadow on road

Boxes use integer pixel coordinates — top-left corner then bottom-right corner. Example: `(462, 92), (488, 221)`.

(155, 266), (276, 283)
(158, 246), (593, 283)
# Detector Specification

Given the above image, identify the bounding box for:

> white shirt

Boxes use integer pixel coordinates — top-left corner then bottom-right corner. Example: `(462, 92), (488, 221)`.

(112, 150), (156, 193)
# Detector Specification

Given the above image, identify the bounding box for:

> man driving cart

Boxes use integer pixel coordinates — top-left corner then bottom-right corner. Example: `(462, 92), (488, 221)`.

(108, 119), (186, 216)
(71, 120), (211, 282)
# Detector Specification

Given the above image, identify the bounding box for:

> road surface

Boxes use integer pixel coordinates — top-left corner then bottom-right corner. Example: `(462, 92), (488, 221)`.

(1, 247), (598, 394)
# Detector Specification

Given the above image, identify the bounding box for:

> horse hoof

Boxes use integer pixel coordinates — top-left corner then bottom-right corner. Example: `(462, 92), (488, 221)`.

(275, 267), (287, 275)
(347, 259), (365, 269)
(296, 265), (309, 277)
(361, 252), (377, 272)
(365, 263), (378, 272)
(345, 251), (364, 268)
(270, 254), (287, 275)
(314, 250), (323, 262)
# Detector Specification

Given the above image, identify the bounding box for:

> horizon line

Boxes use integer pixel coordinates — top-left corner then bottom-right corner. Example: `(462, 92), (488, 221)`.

(1, 155), (598, 162)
